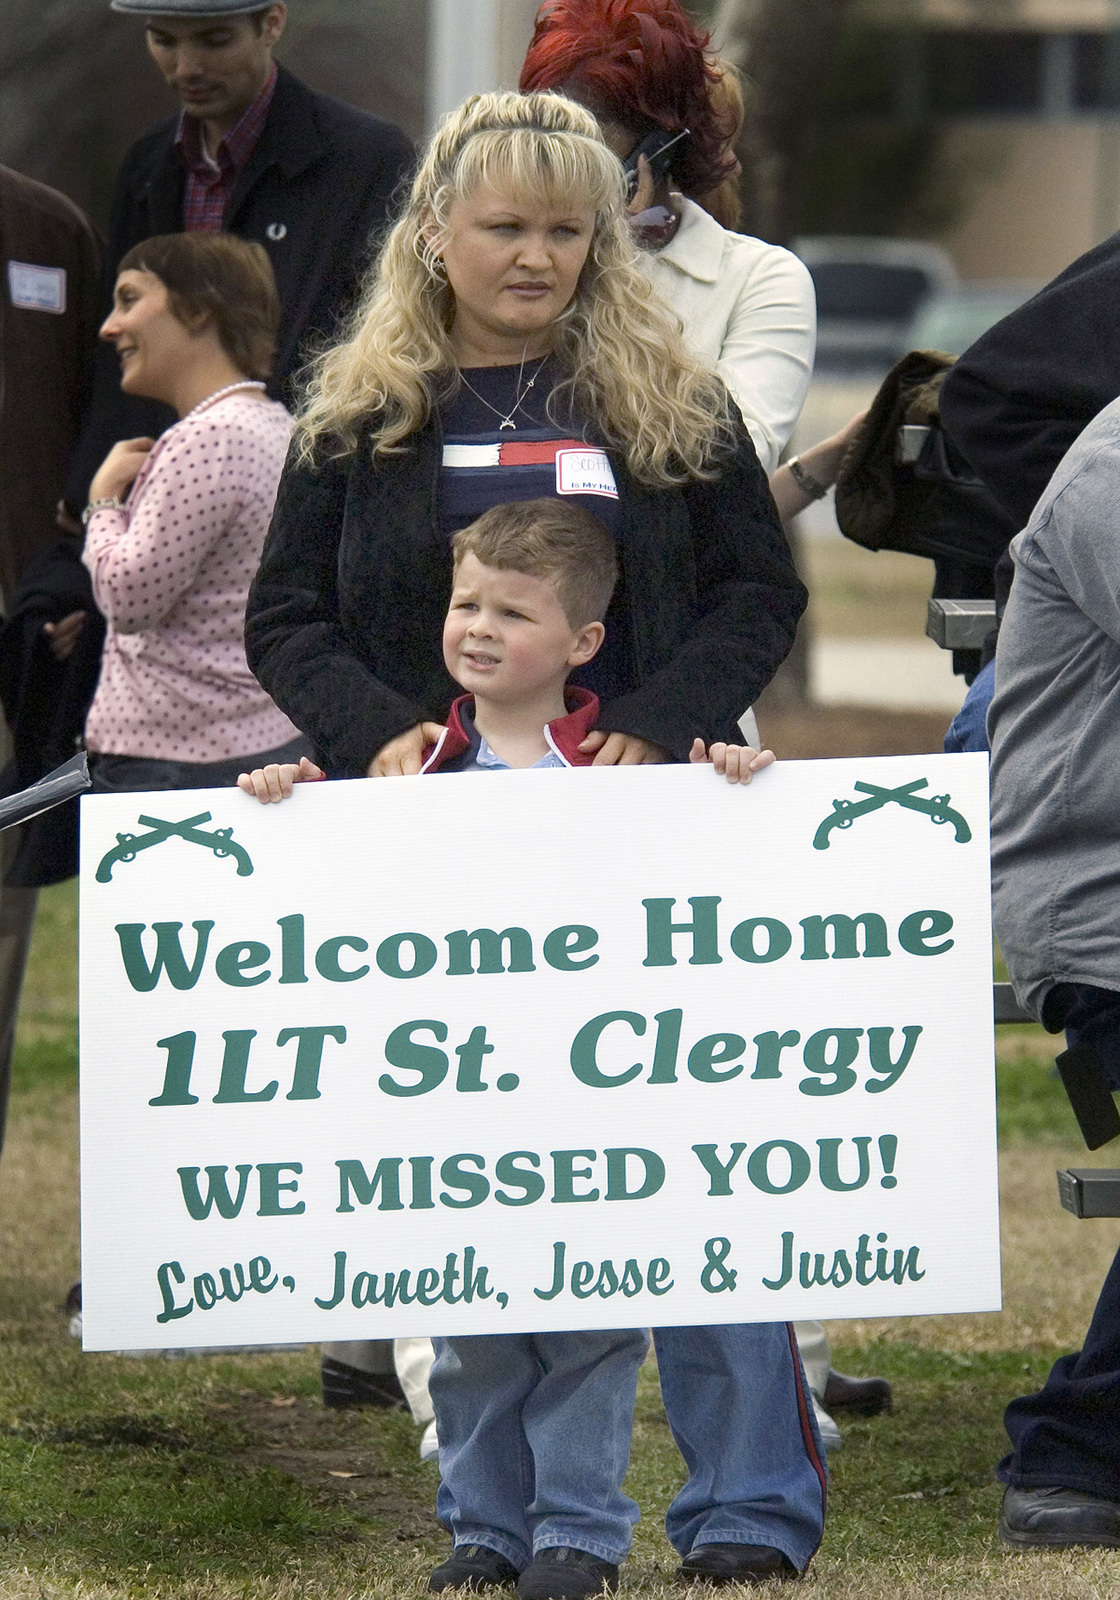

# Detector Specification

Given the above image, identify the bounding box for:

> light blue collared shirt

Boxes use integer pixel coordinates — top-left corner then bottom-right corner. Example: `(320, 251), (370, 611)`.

(464, 736), (566, 773)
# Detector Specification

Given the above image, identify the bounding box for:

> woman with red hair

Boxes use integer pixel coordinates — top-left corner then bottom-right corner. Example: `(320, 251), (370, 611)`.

(521, 0), (816, 476)
(514, 10), (828, 1587)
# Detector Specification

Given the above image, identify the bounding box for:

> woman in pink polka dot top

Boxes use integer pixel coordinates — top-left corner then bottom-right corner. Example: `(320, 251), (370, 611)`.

(81, 232), (309, 794)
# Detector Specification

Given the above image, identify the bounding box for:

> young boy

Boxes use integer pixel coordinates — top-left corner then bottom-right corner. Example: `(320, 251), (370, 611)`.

(239, 498), (772, 799)
(238, 499), (774, 1599)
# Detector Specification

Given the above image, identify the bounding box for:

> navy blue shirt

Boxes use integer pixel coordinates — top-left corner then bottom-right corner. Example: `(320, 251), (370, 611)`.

(438, 363), (623, 538)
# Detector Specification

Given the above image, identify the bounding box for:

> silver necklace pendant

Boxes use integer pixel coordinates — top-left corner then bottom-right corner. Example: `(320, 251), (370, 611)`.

(458, 353), (544, 432)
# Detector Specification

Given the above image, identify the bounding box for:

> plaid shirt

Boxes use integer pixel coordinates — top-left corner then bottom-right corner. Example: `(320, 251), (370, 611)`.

(176, 61), (277, 232)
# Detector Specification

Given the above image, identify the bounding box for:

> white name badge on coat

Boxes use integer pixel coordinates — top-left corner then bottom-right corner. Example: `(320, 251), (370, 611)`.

(556, 447), (618, 499)
(7, 261), (66, 314)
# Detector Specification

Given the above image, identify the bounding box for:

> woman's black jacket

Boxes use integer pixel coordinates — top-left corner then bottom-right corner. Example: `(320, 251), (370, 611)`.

(244, 410), (807, 773)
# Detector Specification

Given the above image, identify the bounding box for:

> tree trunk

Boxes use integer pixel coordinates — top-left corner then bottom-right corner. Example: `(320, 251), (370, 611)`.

(715, 0), (856, 712)
(717, 0), (857, 248)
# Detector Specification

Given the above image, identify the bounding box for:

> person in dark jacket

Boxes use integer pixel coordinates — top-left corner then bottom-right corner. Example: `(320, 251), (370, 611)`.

(64, 0), (414, 512)
(935, 231), (1120, 752)
(940, 232), (1120, 533)
(941, 229), (1120, 1546)
(935, 228), (1120, 686)
(0, 167), (102, 1159)
(0, 168), (102, 606)
(246, 90), (823, 1589)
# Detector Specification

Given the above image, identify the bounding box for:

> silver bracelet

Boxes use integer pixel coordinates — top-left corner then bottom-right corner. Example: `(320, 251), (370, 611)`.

(787, 455), (830, 502)
(81, 497), (123, 526)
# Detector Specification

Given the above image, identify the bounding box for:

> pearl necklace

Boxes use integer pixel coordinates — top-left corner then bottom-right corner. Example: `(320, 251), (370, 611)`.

(188, 380), (268, 418)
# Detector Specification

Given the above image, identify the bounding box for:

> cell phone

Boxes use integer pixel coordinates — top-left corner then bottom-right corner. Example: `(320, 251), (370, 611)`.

(622, 128), (691, 202)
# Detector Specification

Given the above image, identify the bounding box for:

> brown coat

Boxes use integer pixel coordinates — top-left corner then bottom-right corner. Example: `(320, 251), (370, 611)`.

(0, 166), (101, 608)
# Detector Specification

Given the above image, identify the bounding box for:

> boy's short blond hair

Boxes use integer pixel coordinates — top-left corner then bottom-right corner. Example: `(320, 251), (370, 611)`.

(451, 499), (618, 627)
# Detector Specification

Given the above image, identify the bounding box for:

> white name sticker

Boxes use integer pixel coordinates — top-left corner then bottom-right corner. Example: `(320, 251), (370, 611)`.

(8, 261), (66, 314)
(556, 448), (618, 499)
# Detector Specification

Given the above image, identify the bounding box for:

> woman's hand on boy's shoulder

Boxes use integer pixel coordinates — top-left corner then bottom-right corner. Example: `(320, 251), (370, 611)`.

(367, 722), (448, 778)
(237, 756), (325, 803)
(689, 738), (775, 784)
(578, 730), (671, 766)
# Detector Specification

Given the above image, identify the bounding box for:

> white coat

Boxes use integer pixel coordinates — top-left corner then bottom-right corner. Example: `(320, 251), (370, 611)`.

(639, 197), (817, 476)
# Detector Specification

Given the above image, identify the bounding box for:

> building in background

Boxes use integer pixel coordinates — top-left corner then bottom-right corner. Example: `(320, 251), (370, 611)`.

(811, 0), (1120, 281)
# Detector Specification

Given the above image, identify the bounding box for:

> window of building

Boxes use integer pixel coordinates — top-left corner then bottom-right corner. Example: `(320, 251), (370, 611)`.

(925, 31), (1044, 115)
(1074, 33), (1120, 110)
(821, 28), (1120, 120)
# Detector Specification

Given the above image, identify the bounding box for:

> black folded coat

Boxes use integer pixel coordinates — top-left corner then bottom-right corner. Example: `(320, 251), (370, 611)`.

(0, 538), (104, 886)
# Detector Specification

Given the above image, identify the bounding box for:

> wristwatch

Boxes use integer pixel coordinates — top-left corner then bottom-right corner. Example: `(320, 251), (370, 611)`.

(81, 497), (123, 525)
(787, 455), (830, 502)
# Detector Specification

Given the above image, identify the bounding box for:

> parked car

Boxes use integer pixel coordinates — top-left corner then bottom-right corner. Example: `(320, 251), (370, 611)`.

(903, 282), (1044, 357)
(795, 235), (958, 375)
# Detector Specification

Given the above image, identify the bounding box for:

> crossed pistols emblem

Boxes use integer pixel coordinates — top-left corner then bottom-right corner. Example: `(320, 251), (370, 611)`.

(813, 778), (971, 852)
(95, 812), (254, 882)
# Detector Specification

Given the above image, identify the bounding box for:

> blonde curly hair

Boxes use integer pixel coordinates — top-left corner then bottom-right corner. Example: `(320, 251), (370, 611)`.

(294, 90), (732, 485)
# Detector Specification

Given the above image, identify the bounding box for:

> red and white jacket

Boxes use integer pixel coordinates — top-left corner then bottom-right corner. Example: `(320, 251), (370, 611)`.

(419, 687), (600, 774)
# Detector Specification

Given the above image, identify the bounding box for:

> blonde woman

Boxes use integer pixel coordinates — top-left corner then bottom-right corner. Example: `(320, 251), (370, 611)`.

(246, 88), (804, 778)
(245, 91), (818, 1596)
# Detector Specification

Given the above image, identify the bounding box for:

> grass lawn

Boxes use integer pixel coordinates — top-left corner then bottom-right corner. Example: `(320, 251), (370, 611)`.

(3, 883), (1120, 1598)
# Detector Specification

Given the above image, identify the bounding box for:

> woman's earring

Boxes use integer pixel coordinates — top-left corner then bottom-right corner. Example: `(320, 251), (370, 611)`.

(424, 248), (447, 282)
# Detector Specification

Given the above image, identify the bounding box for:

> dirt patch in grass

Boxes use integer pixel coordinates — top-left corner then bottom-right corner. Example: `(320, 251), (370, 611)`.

(221, 1391), (441, 1539)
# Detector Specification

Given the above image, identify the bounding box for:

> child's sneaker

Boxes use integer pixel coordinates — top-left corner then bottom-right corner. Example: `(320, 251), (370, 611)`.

(428, 1544), (520, 1592)
(675, 1543), (797, 1585)
(516, 1548), (619, 1599)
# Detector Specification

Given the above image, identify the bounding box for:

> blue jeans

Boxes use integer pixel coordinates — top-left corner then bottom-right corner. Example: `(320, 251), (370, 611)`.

(430, 1328), (649, 1568)
(653, 1322), (827, 1571)
(944, 658), (995, 755)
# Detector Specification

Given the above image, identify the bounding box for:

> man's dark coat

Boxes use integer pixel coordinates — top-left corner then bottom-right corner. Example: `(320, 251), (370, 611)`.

(0, 167), (101, 604)
(245, 414), (806, 772)
(940, 230), (1120, 530)
(66, 65), (414, 508)
(0, 170), (103, 888)
(925, 229), (1120, 666)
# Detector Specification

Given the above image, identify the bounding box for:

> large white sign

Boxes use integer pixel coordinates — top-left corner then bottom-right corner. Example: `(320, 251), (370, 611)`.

(78, 754), (998, 1349)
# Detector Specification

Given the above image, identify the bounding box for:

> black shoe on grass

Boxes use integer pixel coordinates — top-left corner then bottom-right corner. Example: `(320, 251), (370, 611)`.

(999, 1484), (1120, 1549)
(516, 1547), (619, 1599)
(676, 1543), (797, 1585)
(320, 1356), (407, 1410)
(428, 1544), (521, 1591)
(822, 1369), (892, 1416)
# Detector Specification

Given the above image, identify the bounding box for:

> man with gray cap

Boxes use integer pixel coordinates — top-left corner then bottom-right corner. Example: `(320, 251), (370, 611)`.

(65, 0), (413, 508)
